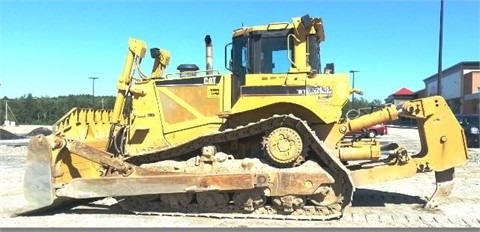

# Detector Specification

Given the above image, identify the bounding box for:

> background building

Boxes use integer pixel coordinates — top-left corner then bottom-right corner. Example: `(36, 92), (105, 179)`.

(423, 61), (480, 114)
(385, 87), (417, 106)
(385, 87), (419, 126)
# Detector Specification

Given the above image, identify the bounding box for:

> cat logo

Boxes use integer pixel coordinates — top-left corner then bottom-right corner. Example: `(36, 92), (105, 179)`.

(204, 77), (217, 85)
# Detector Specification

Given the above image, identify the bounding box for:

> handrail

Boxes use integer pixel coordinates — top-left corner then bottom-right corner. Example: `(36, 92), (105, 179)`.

(165, 69), (221, 79)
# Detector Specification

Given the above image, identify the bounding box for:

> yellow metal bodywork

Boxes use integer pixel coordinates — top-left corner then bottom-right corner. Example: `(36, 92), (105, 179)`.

(127, 73), (232, 155)
(34, 15), (468, 205)
(50, 108), (114, 184)
(350, 96), (468, 186)
(401, 97), (468, 171)
(232, 73), (350, 124)
(111, 39), (147, 124)
(151, 49), (171, 78)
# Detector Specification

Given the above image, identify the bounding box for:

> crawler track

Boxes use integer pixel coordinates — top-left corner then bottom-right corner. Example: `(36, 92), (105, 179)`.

(120, 114), (355, 220)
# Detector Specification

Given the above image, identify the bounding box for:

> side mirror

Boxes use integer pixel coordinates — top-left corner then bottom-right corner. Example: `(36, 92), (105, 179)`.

(300, 14), (313, 28)
(224, 42), (232, 72)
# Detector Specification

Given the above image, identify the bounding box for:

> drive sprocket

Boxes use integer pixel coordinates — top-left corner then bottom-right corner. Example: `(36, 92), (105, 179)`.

(263, 127), (303, 166)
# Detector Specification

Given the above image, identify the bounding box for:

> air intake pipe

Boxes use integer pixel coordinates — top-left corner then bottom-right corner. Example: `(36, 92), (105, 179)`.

(205, 35), (213, 75)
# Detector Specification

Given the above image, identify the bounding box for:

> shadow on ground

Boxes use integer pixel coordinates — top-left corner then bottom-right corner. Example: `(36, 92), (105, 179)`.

(352, 188), (425, 207)
(13, 199), (132, 217)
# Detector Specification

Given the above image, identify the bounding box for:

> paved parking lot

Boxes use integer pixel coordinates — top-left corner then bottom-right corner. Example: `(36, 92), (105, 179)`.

(0, 126), (479, 228)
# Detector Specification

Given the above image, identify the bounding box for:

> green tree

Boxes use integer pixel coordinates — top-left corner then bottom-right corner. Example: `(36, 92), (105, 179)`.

(342, 97), (385, 119)
(4, 94), (116, 125)
(11, 94), (38, 124)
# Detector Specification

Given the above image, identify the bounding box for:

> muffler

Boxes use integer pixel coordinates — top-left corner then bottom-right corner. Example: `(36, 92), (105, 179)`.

(205, 35), (213, 75)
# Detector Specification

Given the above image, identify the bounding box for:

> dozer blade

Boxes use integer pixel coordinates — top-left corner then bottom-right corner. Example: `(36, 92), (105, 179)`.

(15, 135), (58, 215)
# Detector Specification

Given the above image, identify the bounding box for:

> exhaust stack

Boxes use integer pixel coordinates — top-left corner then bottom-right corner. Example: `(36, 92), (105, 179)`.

(205, 35), (213, 75)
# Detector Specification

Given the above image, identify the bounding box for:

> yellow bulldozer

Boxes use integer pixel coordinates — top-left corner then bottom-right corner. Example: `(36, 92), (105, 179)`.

(17, 14), (468, 220)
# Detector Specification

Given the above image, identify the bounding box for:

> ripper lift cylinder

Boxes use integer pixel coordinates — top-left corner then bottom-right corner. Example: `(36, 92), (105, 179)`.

(347, 104), (399, 133)
(339, 142), (381, 161)
(337, 104), (399, 161)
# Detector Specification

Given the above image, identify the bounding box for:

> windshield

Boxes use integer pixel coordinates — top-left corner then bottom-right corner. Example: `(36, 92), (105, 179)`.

(259, 36), (291, 74)
(258, 34), (321, 74)
(231, 30), (321, 75)
(308, 35), (320, 73)
(231, 36), (248, 76)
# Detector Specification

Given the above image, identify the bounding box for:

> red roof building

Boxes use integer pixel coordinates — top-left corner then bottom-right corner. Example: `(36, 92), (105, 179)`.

(385, 87), (417, 106)
(393, 87), (413, 96)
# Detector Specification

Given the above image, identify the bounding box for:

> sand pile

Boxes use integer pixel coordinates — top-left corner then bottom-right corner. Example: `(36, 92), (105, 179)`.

(26, 127), (52, 137)
(0, 129), (24, 140)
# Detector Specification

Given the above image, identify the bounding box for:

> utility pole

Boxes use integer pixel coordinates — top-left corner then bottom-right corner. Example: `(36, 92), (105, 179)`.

(349, 70), (360, 107)
(0, 82), (2, 125)
(436, 0), (444, 96)
(4, 100), (7, 125)
(88, 77), (99, 108)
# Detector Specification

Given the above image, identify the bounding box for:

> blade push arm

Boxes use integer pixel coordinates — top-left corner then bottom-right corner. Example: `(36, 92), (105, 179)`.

(111, 38), (147, 124)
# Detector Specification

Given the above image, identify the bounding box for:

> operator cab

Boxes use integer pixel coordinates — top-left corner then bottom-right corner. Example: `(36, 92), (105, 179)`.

(225, 14), (325, 86)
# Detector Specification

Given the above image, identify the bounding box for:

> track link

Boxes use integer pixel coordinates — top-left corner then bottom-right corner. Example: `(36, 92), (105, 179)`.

(121, 114), (354, 220)
(119, 197), (344, 221)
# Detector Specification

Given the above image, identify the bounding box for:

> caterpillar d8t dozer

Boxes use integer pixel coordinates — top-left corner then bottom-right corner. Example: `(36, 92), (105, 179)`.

(17, 14), (468, 220)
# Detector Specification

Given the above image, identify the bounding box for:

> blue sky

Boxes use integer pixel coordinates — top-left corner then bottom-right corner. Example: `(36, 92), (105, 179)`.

(1, 0), (479, 102)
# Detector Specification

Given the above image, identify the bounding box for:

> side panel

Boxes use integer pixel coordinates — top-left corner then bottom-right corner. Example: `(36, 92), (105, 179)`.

(232, 73), (350, 124)
(154, 74), (232, 146)
(125, 80), (170, 155)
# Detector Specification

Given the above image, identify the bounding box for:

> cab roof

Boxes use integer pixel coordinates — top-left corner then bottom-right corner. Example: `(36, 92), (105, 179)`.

(232, 22), (294, 37)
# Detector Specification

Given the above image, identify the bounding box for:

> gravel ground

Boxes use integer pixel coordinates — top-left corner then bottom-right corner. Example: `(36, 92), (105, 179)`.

(0, 126), (479, 228)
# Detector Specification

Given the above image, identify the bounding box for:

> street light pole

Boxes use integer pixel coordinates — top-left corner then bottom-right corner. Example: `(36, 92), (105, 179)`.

(88, 77), (99, 108)
(437, 0), (444, 95)
(349, 70), (359, 107)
